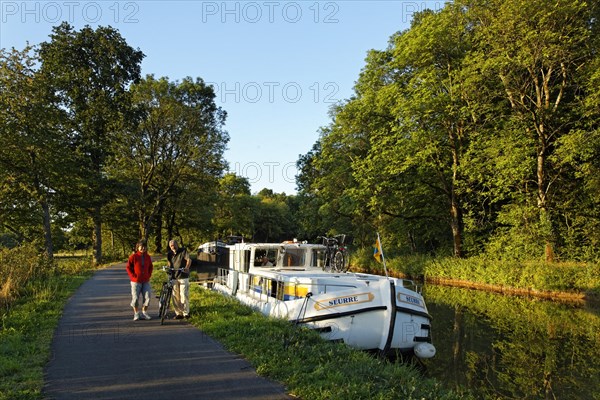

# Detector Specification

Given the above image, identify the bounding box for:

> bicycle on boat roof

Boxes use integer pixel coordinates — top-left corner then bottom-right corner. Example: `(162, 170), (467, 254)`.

(317, 234), (351, 273)
(157, 266), (185, 325)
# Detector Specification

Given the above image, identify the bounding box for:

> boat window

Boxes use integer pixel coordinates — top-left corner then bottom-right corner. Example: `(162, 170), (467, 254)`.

(281, 247), (306, 267)
(243, 250), (251, 272)
(254, 250), (277, 267)
(312, 249), (326, 268)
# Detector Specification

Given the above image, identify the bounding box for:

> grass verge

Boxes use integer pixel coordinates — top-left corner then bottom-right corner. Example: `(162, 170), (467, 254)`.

(0, 258), (95, 400)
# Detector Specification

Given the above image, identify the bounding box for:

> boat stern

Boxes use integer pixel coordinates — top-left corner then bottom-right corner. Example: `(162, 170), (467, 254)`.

(391, 279), (436, 358)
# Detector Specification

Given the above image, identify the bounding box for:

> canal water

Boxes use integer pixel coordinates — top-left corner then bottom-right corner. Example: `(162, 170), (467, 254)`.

(421, 285), (600, 399)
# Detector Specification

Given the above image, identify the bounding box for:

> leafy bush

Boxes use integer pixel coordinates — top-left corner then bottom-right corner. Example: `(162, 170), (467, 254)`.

(0, 245), (55, 310)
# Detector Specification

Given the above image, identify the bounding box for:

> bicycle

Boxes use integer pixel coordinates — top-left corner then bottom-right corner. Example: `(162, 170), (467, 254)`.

(317, 234), (350, 273)
(157, 266), (185, 325)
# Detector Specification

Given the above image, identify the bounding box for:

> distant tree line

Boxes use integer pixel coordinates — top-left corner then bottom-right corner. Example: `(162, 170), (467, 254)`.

(295, 0), (600, 262)
(0, 23), (298, 263)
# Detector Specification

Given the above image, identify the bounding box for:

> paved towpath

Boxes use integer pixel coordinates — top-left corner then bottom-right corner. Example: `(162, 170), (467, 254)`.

(43, 263), (293, 399)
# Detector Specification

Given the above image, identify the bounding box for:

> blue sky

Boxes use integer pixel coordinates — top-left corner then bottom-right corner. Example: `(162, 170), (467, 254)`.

(1, 1), (443, 194)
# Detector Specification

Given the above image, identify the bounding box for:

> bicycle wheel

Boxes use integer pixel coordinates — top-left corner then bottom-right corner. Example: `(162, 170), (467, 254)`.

(332, 250), (346, 272)
(158, 283), (168, 324)
(341, 250), (349, 272)
(158, 283), (166, 312)
(160, 289), (172, 325)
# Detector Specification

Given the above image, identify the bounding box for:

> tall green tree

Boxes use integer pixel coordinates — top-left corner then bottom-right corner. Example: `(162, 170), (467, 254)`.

(367, 6), (485, 257)
(38, 23), (144, 264)
(213, 174), (255, 239)
(0, 46), (67, 258)
(302, 102), (377, 245)
(296, 140), (332, 240)
(110, 75), (228, 251)
(307, 5), (482, 255)
(252, 189), (297, 242)
(550, 54), (600, 258)
(473, 0), (598, 260)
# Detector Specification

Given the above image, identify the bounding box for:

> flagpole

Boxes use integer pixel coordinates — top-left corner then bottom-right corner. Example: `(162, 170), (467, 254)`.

(377, 232), (388, 277)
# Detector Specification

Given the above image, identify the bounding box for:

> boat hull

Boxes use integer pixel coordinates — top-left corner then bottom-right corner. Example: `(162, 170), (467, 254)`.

(213, 268), (435, 357)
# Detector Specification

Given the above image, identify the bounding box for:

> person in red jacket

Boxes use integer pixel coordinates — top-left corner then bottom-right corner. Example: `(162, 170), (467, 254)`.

(127, 240), (154, 321)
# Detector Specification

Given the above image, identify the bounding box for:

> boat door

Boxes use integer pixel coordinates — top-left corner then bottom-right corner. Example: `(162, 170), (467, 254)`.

(229, 244), (251, 295)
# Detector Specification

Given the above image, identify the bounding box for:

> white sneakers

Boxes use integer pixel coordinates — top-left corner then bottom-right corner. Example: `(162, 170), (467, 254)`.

(133, 311), (151, 320)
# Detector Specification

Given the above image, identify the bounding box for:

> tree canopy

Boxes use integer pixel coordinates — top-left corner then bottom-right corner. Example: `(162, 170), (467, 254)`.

(1, 25), (235, 258)
(296, 0), (600, 261)
(2, 1), (600, 263)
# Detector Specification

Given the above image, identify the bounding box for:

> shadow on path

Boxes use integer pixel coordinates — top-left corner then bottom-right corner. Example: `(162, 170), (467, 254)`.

(43, 263), (292, 399)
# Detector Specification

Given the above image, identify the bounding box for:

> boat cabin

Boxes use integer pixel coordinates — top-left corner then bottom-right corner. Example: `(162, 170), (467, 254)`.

(228, 242), (328, 272)
(219, 242), (355, 302)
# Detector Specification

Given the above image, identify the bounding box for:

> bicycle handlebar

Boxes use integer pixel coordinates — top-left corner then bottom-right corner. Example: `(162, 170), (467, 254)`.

(161, 266), (188, 278)
(317, 235), (335, 240)
(317, 234), (348, 246)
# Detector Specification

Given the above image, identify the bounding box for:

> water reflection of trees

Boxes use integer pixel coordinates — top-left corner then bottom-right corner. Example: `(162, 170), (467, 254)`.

(423, 285), (600, 399)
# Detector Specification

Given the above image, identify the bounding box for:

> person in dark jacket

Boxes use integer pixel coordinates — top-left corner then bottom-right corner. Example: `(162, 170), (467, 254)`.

(127, 240), (153, 320)
(167, 240), (191, 319)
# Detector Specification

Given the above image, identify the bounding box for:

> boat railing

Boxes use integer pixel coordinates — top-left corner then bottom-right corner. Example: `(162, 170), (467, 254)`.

(401, 278), (423, 294)
(215, 267), (229, 285)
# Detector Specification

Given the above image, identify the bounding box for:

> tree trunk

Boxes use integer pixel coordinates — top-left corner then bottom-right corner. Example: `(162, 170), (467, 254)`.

(166, 211), (176, 243)
(154, 204), (164, 253)
(450, 129), (464, 258)
(537, 128), (554, 262)
(139, 220), (148, 242)
(41, 198), (54, 261)
(93, 206), (102, 265)
(32, 157), (54, 260)
(450, 199), (463, 258)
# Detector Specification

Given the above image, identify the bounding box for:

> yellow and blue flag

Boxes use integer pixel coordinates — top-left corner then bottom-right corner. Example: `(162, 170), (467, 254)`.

(373, 236), (383, 263)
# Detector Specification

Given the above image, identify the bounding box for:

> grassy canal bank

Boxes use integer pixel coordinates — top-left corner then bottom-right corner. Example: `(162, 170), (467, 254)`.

(350, 249), (600, 303)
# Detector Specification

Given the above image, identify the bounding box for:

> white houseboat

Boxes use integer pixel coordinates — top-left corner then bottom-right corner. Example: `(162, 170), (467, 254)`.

(212, 241), (436, 359)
